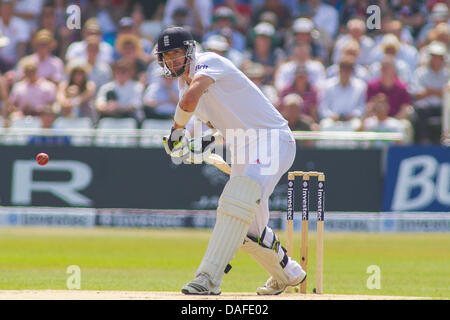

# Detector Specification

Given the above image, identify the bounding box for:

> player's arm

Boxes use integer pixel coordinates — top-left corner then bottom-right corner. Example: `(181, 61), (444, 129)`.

(173, 74), (214, 129)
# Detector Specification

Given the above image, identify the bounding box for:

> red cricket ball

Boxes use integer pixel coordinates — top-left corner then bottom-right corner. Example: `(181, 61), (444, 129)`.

(36, 153), (49, 166)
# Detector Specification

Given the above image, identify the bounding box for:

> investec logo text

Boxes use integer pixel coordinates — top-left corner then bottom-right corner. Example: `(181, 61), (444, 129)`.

(317, 189), (324, 221)
(287, 186), (293, 220)
(302, 184), (308, 220)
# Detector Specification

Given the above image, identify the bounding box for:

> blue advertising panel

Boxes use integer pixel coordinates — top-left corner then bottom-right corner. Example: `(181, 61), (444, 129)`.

(383, 146), (450, 212)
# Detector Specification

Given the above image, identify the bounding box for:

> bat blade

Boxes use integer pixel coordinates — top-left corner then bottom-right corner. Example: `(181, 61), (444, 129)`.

(204, 153), (231, 175)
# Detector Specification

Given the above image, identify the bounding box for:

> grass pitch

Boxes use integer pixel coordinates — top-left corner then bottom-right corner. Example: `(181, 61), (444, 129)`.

(0, 227), (449, 298)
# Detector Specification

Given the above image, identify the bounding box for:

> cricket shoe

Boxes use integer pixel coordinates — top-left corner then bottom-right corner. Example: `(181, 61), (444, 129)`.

(256, 269), (307, 295)
(181, 273), (221, 295)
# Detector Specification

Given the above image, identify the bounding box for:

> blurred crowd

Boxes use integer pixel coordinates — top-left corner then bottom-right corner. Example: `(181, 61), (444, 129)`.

(0, 0), (448, 146)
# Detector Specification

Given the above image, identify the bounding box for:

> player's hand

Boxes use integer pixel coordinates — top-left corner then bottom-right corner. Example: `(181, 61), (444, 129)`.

(183, 134), (216, 164)
(168, 127), (186, 150)
(189, 134), (216, 154)
(163, 127), (189, 157)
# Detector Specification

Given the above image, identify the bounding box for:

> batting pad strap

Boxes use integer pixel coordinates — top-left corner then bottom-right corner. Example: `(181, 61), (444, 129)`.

(240, 235), (290, 283)
(174, 104), (193, 127)
(246, 227), (288, 268)
(258, 226), (277, 248)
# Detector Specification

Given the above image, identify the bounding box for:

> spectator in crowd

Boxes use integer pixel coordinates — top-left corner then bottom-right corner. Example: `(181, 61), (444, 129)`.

(203, 6), (246, 53)
(332, 18), (375, 66)
(7, 58), (56, 118)
(367, 55), (414, 142)
(168, 6), (189, 28)
(162, 0), (212, 39)
(0, 0), (447, 147)
(0, 0), (29, 71)
(202, 34), (244, 68)
(242, 62), (278, 105)
(95, 58), (144, 121)
(53, 0), (69, 28)
(417, 2), (449, 47)
(257, 11), (280, 38)
(142, 76), (179, 120)
(37, 105), (55, 129)
(426, 21), (449, 49)
(66, 18), (114, 64)
(27, 105), (71, 146)
(166, 6), (207, 42)
(115, 33), (149, 84)
(245, 22), (285, 84)
(358, 93), (406, 147)
(0, 28), (9, 118)
(16, 30), (64, 84)
(116, 16), (153, 57)
(339, 0), (374, 27)
(285, 17), (327, 63)
(251, 0), (292, 31)
(129, 3), (156, 46)
(0, 63), (9, 119)
(135, 0), (165, 43)
(91, 0), (118, 46)
(37, 0), (74, 60)
(0, 29), (10, 74)
(374, 12), (415, 46)
(274, 42), (325, 92)
(278, 93), (306, 130)
(392, 0), (427, 39)
(367, 55), (413, 117)
(326, 40), (370, 82)
(368, 34), (413, 86)
(443, 79), (450, 144)
(318, 55), (367, 131)
(56, 60), (97, 122)
(146, 58), (165, 90)
(257, 10), (278, 27)
(203, 33), (228, 55)
(305, 0), (339, 40)
(78, 35), (112, 94)
(418, 22), (449, 65)
(411, 41), (449, 144)
(14, 0), (44, 35)
(380, 19), (419, 69)
(213, 0), (253, 33)
(280, 65), (319, 126)
(277, 92), (318, 147)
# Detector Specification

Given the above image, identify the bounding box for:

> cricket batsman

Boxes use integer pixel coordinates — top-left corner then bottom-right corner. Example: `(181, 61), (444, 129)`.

(156, 26), (306, 295)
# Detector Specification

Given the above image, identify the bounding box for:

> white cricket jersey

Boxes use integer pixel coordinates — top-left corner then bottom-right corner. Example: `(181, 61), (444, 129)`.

(178, 52), (289, 137)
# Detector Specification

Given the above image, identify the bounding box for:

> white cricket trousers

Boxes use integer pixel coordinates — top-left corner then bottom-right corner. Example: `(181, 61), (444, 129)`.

(229, 128), (296, 237)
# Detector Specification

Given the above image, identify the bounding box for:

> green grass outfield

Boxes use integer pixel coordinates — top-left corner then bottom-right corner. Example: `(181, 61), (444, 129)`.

(0, 227), (449, 298)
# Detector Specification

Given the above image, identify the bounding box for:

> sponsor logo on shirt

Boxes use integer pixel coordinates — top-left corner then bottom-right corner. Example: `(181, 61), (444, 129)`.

(195, 64), (209, 72)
